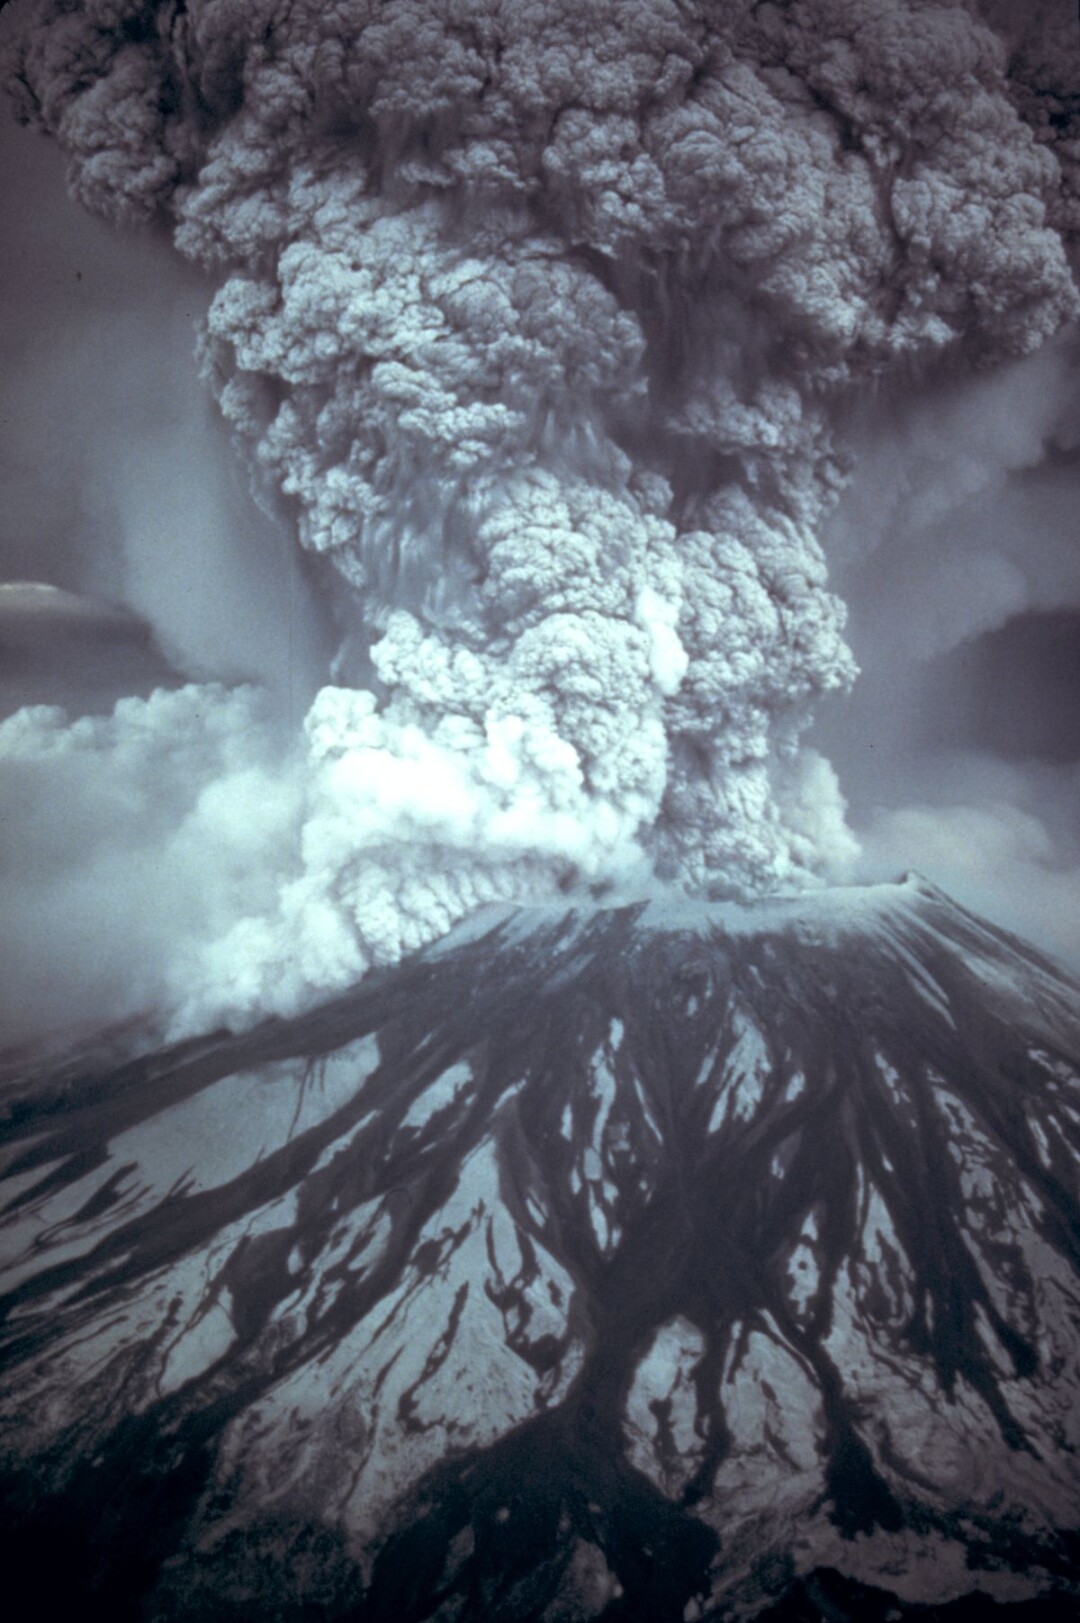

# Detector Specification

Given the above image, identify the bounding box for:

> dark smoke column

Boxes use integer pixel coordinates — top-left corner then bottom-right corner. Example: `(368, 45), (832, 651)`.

(3, 0), (1077, 1030)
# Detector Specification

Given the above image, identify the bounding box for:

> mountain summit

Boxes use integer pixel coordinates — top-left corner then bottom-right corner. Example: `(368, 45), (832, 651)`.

(1, 877), (1079, 1620)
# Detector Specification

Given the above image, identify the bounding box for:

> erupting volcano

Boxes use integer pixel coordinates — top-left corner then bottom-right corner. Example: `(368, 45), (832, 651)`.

(2, 0), (1079, 1616)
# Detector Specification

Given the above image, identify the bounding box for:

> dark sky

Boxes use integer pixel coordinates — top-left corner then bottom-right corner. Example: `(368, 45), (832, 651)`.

(0, 115), (332, 717)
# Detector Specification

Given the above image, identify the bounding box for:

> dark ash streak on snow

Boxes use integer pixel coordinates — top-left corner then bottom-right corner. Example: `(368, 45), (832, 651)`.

(1, 879), (1079, 1617)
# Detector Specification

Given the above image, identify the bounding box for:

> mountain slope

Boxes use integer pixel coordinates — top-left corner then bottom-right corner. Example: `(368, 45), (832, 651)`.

(1, 876), (1079, 1620)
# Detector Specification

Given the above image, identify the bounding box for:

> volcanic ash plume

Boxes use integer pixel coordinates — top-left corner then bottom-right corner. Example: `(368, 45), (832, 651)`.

(3, 0), (1078, 1034)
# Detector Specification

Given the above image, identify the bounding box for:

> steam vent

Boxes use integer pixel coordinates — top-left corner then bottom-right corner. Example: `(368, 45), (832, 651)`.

(2, 878), (1079, 1620)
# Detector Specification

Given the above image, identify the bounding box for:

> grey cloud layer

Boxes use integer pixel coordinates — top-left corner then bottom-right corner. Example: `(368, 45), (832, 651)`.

(3, 0), (1077, 1033)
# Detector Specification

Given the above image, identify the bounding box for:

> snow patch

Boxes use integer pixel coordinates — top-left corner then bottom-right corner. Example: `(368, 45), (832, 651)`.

(402, 1061), (473, 1131)
(623, 1315), (707, 1498)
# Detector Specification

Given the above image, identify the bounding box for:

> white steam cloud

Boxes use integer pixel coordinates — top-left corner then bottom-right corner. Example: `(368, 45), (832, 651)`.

(2, 0), (1078, 1040)
(817, 324), (1080, 970)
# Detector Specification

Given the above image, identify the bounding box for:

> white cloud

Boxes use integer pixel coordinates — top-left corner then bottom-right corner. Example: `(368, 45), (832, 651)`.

(859, 794), (1080, 972)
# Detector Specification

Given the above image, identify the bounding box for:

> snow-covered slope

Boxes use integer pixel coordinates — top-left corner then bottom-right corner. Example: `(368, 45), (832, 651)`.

(1, 876), (1079, 1619)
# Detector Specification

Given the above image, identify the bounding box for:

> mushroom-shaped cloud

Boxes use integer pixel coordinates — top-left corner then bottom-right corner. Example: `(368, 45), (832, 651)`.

(3, 0), (1077, 1032)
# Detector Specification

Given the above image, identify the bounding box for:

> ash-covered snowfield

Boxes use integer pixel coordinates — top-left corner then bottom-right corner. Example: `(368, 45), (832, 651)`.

(1, 1), (1080, 1619)
(2, 879), (1080, 1618)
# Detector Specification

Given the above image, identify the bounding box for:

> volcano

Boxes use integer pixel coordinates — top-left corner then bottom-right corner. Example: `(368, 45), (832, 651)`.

(1, 876), (1079, 1620)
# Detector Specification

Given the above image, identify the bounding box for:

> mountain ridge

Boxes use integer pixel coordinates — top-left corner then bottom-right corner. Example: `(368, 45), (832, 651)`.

(1, 878), (1078, 1620)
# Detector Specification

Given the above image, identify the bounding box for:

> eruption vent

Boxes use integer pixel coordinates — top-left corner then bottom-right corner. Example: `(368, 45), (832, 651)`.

(3, 0), (1078, 1033)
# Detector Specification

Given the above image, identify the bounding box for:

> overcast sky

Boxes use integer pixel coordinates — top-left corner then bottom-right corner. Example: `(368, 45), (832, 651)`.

(0, 114), (333, 714)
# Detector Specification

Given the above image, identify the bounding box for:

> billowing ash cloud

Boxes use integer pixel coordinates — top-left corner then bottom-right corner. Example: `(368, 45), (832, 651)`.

(814, 320), (1080, 968)
(2, 0), (1077, 1036)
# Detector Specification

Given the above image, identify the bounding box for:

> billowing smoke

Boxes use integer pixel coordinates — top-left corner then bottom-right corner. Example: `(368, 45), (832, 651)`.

(2, 0), (1077, 1040)
(816, 326), (1080, 967)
